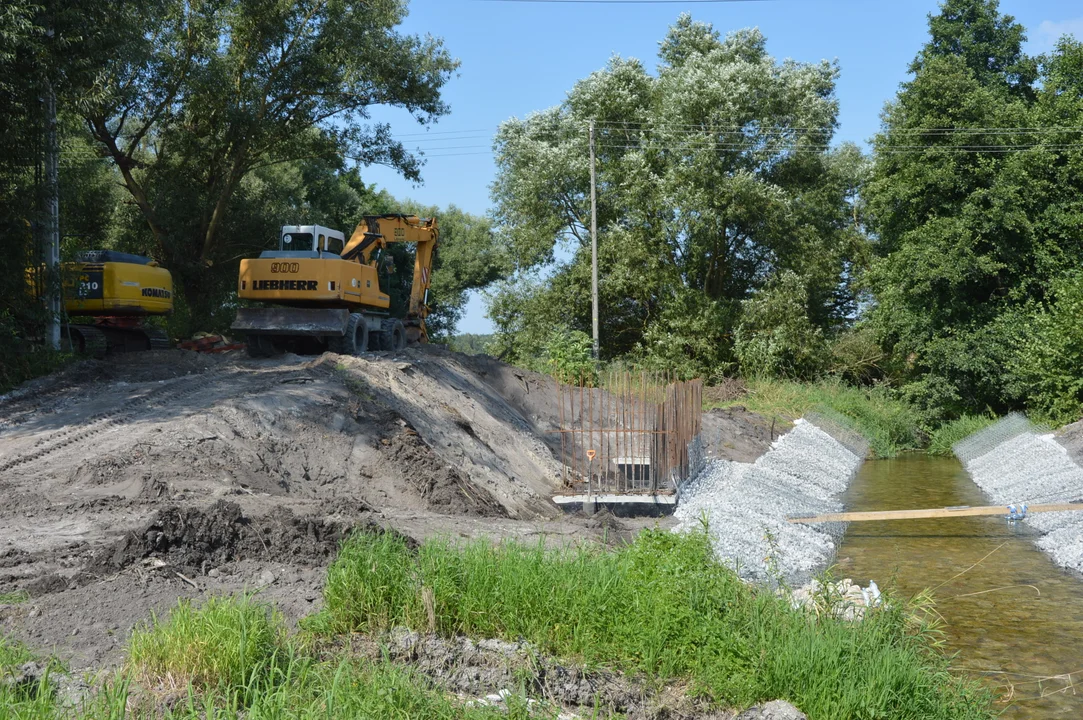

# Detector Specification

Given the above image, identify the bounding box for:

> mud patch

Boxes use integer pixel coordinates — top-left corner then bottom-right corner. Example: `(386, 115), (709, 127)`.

(86, 501), (372, 577)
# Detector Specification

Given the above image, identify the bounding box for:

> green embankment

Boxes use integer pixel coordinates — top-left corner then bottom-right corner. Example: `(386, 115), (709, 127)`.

(707, 378), (924, 458)
(0, 531), (996, 720)
(707, 378), (1004, 458)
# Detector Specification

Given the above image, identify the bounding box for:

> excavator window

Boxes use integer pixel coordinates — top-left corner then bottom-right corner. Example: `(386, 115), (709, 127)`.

(281, 232), (314, 251)
(325, 235), (344, 255)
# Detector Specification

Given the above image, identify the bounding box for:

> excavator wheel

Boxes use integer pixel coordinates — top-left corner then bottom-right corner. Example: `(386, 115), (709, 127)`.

(246, 334), (278, 358)
(376, 318), (407, 353)
(329, 313), (369, 356)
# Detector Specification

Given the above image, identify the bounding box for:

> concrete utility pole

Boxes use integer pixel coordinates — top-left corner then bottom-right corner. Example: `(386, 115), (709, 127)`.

(589, 119), (599, 361)
(43, 77), (61, 350)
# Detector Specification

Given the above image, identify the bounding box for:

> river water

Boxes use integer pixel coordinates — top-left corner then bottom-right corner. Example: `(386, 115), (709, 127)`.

(835, 455), (1083, 718)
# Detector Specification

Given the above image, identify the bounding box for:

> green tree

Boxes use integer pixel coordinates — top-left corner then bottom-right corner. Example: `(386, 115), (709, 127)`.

(918, 0), (1037, 94)
(448, 333), (495, 355)
(734, 270), (829, 380)
(543, 327), (595, 383)
(1002, 274), (1083, 423)
(79, 0), (459, 329)
(0, 0), (122, 385)
(489, 16), (865, 377)
(864, 0), (1044, 421)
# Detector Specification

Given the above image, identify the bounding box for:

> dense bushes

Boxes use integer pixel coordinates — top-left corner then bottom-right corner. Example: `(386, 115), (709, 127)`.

(734, 271), (829, 381)
(1003, 274), (1083, 424)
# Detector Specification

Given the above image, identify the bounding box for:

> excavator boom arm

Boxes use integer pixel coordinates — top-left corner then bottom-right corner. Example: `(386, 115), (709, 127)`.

(343, 214), (439, 342)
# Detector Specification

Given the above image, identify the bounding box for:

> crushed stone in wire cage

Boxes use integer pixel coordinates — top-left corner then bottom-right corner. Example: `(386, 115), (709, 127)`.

(674, 418), (865, 586)
(954, 413), (1083, 572)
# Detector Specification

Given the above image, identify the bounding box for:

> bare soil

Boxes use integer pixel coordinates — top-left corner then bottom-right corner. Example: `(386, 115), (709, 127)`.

(0, 347), (772, 675)
(701, 406), (786, 463)
(1058, 418), (1083, 467)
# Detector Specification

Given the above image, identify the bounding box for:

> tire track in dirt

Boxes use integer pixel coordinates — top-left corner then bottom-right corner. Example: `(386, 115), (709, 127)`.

(0, 374), (234, 474)
(1, 364), (322, 477)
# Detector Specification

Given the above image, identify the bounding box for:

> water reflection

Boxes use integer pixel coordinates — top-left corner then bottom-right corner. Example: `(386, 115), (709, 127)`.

(836, 455), (1083, 718)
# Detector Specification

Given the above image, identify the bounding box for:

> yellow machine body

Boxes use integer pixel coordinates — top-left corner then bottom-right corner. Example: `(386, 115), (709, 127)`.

(24, 250), (174, 357)
(232, 215), (439, 355)
(237, 257), (389, 309)
(64, 258), (174, 317)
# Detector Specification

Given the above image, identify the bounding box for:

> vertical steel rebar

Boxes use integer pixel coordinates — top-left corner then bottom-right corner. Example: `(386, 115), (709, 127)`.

(558, 378), (565, 487)
(554, 373), (703, 495)
(578, 373), (585, 491)
(632, 371), (639, 490)
(602, 377), (609, 493)
(640, 370), (647, 490)
(588, 377), (594, 496)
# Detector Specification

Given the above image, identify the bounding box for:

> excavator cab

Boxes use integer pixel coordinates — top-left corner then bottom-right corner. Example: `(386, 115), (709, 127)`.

(275, 225), (345, 256)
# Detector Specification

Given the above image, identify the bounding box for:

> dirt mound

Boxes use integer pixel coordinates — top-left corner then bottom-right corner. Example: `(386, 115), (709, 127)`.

(380, 429), (507, 517)
(1058, 418), (1083, 467)
(333, 350), (562, 518)
(701, 405), (780, 463)
(86, 501), (364, 577)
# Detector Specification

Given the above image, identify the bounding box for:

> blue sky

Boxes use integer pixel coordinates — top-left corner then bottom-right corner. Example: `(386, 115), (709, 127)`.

(363, 0), (1083, 334)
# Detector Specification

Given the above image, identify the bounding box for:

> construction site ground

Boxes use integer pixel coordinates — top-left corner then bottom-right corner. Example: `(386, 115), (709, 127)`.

(0, 346), (775, 673)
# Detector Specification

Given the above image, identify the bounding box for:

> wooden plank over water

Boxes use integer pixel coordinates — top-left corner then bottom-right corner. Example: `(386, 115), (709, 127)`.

(789, 503), (1083, 524)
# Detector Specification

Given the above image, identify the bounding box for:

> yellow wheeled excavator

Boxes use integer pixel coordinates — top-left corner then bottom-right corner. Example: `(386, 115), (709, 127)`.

(32, 250), (174, 357)
(231, 214), (438, 357)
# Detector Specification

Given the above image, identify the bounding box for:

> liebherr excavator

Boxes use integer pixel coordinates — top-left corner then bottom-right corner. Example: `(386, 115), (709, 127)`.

(232, 214), (438, 357)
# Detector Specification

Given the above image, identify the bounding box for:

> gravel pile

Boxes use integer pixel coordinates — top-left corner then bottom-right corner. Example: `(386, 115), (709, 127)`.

(674, 419), (864, 584)
(959, 423), (1083, 572)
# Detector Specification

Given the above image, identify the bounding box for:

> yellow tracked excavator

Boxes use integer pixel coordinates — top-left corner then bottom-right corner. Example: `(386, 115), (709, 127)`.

(231, 214), (438, 357)
(28, 251), (174, 357)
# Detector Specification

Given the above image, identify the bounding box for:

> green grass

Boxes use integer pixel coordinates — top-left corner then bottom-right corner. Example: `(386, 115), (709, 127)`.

(4, 596), (548, 720)
(710, 377), (924, 457)
(927, 414), (999, 456)
(0, 534), (999, 719)
(0, 590), (30, 604)
(0, 635), (70, 719)
(161, 657), (541, 720)
(0, 634), (34, 669)
(311, 529), (995, 720)
(127, 594), (285, 694)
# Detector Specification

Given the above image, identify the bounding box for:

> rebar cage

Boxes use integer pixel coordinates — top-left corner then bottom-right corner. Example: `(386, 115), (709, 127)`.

(555, 370), (703, 496)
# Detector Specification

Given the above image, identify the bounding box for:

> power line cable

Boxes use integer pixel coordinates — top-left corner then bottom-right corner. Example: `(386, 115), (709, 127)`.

(589, 119), (1083, 134)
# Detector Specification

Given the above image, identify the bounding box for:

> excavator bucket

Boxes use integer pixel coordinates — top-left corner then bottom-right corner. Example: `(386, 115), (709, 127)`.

(231, 307), (349, 337)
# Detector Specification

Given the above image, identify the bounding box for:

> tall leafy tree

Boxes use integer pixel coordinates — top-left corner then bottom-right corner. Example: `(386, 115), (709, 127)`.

(863, 0), (1077, 421)
(0, 0), (47, 380)
(489, 16), (864, 376)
